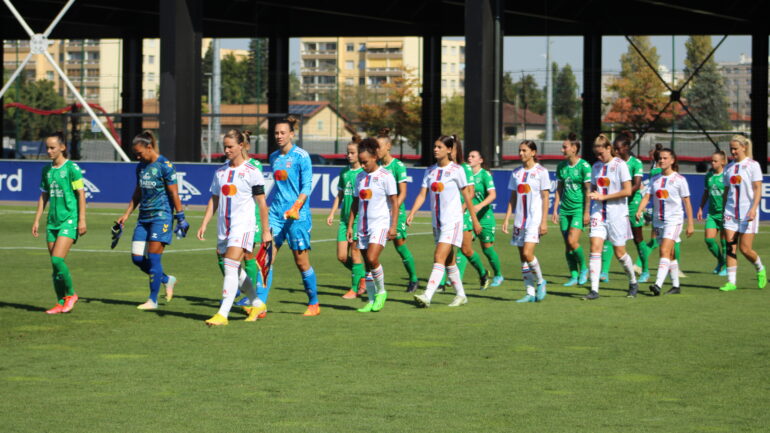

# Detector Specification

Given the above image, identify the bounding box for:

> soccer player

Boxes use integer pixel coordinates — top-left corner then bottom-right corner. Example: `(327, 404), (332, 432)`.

(467, 150), (503, 287)
(584, 134), (638, 300)
(347, 138), (399, 312)
(452, 141), (491, 289)
(197, 129), (272, 326)
(376, 129), (419, 293)
(719, 135), (766, 292)
(268, 116), (321, 316)
(407, 135), (481, 308)
(551, 133), (591, 287)
(696, 150), (728, 276)
(635, 148), (694, 296)
(502, 141), (550, 303)
(613, 133), (651, 283)
(32, 132), (87, 314)
(327, 135), (366, 299)
(116, 131), (187, 310)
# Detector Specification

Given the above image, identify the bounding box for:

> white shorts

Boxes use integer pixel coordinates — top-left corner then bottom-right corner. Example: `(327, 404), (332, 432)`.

(724, 215), (759, 234)
(217, 230), (255, 255)
(510, 225), (540, 247)
(357, 226), (389, 250)
(433, 222), (463, 248)
(654, 223), (682, 243)
(589, 216), (631, 247)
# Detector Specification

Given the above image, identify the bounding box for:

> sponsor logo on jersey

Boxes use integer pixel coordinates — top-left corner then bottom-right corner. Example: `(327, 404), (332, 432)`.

(517, 184), (531, 193)
(359, 189), (373, 200)
(655, 189), (669, 199)
(274, 170), (288, 181)
(597, 177), (611, 187)
(430, 182), (444, 192)
(730, 175), (742, 185)
(221, 184), (238, 196)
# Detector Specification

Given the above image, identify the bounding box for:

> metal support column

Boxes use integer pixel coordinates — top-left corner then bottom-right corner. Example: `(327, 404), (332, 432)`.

(159, 0), (202, 161)
(582, 32), (602, 162)
(0, 34), (4, 146)
(750, 32), (768, 173)
(121, 35), (142, 155)
(268, 34), (289, 155)
(464, 0), (502, 166)
(421, 34), (441, 166)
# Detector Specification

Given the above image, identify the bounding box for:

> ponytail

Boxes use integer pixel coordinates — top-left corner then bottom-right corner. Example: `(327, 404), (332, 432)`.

(132, 130), (157, 149)
(731, 134), (753, 159)
(46, 131), (68, 158)
(276, 115), (298, 132)
(660, 148), (679, 173)
(437, 135), (462, 162)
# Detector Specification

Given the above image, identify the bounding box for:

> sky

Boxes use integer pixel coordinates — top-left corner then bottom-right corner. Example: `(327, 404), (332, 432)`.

(220, 35), (753, 90)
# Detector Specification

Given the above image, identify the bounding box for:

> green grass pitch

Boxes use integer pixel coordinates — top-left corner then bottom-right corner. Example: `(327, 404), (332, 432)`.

(1, 205), (769, 432)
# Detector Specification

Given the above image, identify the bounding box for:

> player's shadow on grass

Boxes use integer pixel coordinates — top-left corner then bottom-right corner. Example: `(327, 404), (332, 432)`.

(0, 301), (46, 312)
(82, 297), (140, 307)
(148, 310), (210, 321)
(279, 300), (358, 312)
(173, 295), (220, 307)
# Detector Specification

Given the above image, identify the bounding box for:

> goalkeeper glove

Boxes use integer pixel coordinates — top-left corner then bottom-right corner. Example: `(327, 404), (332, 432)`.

(174, 212), (190, 239)
(283, 200), (304, 220)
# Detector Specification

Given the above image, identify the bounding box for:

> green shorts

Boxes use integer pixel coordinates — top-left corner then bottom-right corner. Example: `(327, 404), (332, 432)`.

(46, 222), (78, 243)
(559, 213), (584, 232)
(628, 201), (644, 228)
(705, 214), (724, 230)
(337, 220), (359, 242)
(395, 211), (407, 240)
(478, 224), (496, 243)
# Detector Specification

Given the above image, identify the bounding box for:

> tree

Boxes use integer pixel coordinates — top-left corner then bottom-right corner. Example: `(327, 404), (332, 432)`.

(441, 94), (464, 138)
(502, 72), (516, 104)
(680, 36), (730, 131)
(606, 36), (673, 135)
(220, 53), (248, 104)
(512, 73), (545, 115)
(553, 63), (581, 138)
(3, 79), (66, 140)
(245, 38), (268, 103)
(357, 70), (422, 149)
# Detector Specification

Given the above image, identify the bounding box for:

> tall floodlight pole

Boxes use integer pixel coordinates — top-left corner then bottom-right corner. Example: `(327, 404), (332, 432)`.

(545, 37), (553, 143)
(0, 0), (129, 161)
(212, 38), (221, 150)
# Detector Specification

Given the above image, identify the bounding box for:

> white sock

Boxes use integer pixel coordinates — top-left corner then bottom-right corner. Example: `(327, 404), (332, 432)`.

(522, 263), (535, 296)
(528, 257), (544, 284)
(371, 265), (385, 295)
(424, 264), (446, 301)
(618, 253), (637, 284)
(589, 253), (601, 293)
(365, 272), (375, 302)
(655, 258), (671, 287)
(217, 258), (240, 317)
(237, 268), (260, 306)
(754, 257), (764, 272)
(727, 266), (737, 284)
(670, 260), (680, 287)
(447, 265), (465, 297)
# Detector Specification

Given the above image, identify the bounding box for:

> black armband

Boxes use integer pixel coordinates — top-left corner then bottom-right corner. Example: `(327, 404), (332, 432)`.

(253, 185), (265, 196)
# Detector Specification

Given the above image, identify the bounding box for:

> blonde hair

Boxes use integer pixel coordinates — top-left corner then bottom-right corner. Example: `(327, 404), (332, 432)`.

(730, 134), (753, 159)
(594, 134), (615, 156)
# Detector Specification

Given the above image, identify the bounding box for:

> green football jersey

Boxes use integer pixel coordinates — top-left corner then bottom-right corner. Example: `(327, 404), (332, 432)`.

(556, 158), (591, 215)
(650, 167), (662, 177)
(626, 155), (644, 202)
(248, 157), (264, 221)
(40, 160), (84, 229)
(381, 158), (407, 212)
(705, 169), (725, 216)
(338, 166), (363, 222)
(472, 168), (496, 224)
(461, 163), (474, 204)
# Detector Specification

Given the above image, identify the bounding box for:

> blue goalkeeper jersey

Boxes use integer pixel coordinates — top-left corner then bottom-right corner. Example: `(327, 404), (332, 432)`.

(268, 144), (312, 222)
(136, 155), (177, 222)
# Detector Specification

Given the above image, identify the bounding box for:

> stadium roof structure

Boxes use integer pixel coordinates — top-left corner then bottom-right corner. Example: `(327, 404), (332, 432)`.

(1, 0), (767, 168)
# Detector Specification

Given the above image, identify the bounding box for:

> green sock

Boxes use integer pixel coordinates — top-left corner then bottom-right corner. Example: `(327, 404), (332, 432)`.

(351, 263), (366, 291)
(635, 241), (650, 273)
(675, 242), (681, 262)
(395, 244), (418, 283)
(720, 238), (727, 265)
(244, 258), (258, 288)
(51, 264), (65, 302)
(468, 252), (486, 278)
(638, 238), (658, 267)
(217, 255), (225, 275)
(574, 246), (586, 272)
(456, 253), (468, 280)
(51, 256), (74, 297)
(565, 249), (578, 278)
(482, 246), (502, 277)
(601, 241), (613, 274)
(440, 272), (447, 286)
(705, 238), (721, 264)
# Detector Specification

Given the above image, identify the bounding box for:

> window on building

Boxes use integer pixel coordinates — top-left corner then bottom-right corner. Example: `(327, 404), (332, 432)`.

(317, 119), (324, 130)
(45, 71), (54, 81)
(359, 77), (365, 85)
(460, 46), (465, 55)
(442, 79), (447, 88)
(442, 45), (447, 55)
(346, 60), (354, 70)
(305, 43), (317, 51)
(450, 63), (456, 73)
(148, 55), (155, 65)
(359, 60), (365, 70)
(346, 43), (354, 52)
(318, 76), (336, 84)
(442, 63), (447, 73)
(147, 89), (156, 98)
(304, 59), (316, 68)
(346, 77), (354, 86)
(359, 43), (366, 51)
(303, 76), (315, 84)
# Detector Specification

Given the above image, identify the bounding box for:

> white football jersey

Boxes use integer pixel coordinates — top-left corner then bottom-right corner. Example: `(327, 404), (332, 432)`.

(209, 160), (265, 237)
(591, 157), (632, 221)
(421, 162), (469, 229)
(507, 164), (550, 230)
(648, 172), (690, 226)
(355, 167), (397, 233)
(724, 158), (763, 220)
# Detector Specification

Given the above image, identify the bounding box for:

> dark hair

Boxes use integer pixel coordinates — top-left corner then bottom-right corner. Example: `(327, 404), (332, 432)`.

(350, 134), (362, 144)
(519, 140), (538, 162)
(454, 137), (465, 164)
(660, 148), (679, 172)
(713, 149), (727, 161)
(46, 131), (68, 158)
(468, 149), (489, 170)
(566, 132), (581, 152)
(377, 128), (391, 140)
(652, 143), (663, 163)
(613, 131), (632, 148)
(358, 137), (379, 157)
(132, 130), (157, 148)
(437, 135), (461, 162)
(275, 115), (298, 132)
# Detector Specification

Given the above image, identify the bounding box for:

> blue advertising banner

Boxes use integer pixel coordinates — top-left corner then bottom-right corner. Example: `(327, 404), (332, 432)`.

(1, 160), (768, 220)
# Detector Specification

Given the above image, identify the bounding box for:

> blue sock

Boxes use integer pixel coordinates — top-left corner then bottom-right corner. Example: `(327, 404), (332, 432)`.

(147, 253), (164, 303)
(257, 267), (273, 303)
(132, 255), (169, 284)
(301, 267), (318, 305)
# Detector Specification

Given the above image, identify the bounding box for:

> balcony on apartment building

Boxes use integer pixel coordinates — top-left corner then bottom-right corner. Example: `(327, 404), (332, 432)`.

(366, 49), (403, 59)
(300, 66), (337, 76)
(366, 67), (403, 76)
(300, 49), (337, 60)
